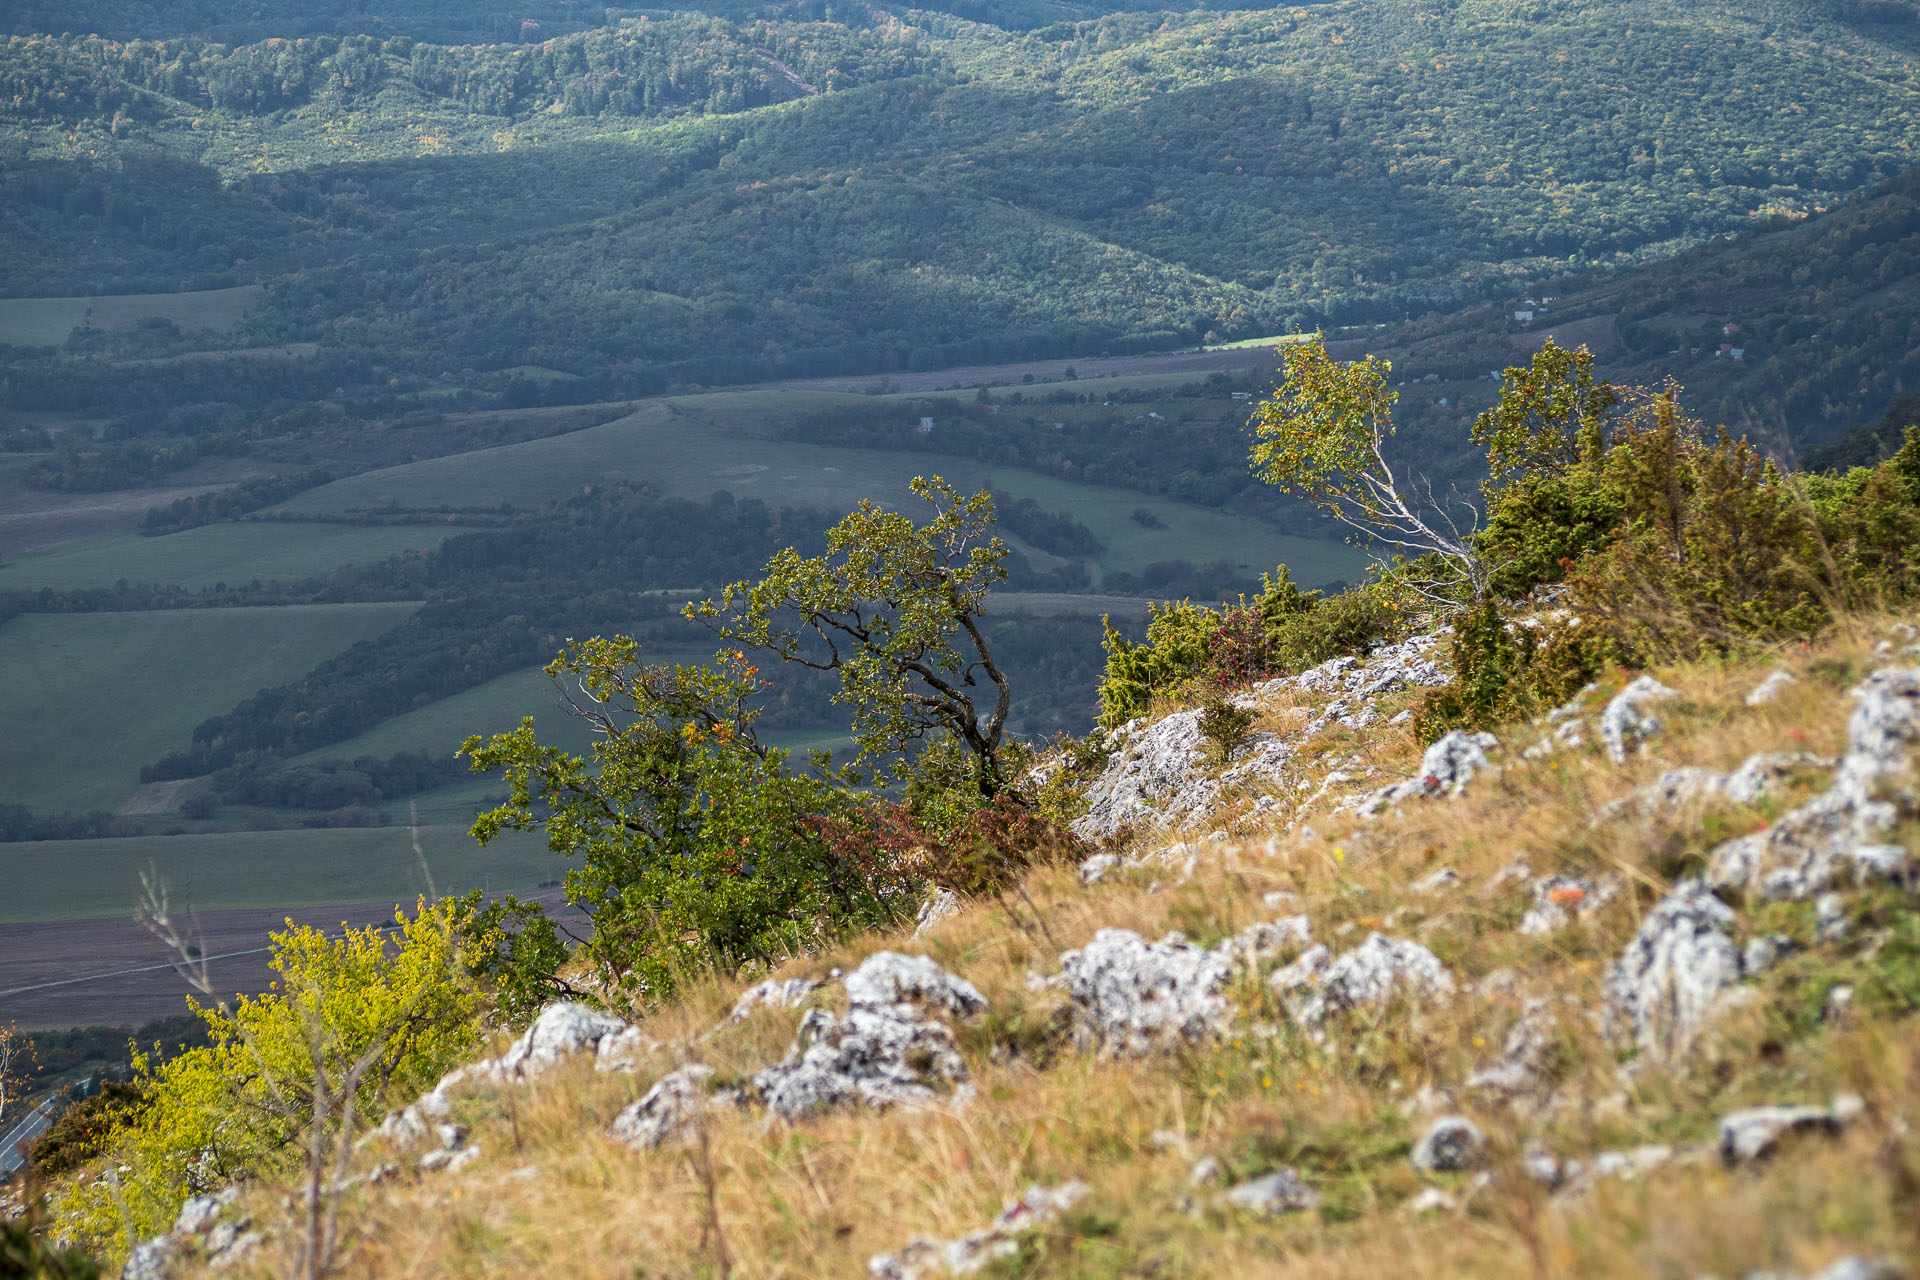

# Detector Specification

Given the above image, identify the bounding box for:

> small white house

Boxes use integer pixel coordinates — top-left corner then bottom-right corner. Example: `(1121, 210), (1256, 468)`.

(1513, 309), (1535, 323)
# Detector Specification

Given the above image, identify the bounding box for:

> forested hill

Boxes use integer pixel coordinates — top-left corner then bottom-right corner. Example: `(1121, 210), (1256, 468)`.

(1346, 163), (1920, 476)
(4, 0), (1920, 443)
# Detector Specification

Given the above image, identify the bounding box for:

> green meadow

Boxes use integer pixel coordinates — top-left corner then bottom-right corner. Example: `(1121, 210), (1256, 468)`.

(0, 285), (263, 347)
(0, 524), (450, 593)
(0, 822), (550, 924)
(0, 603), (420, 812)
(275, 399), (1363, 587)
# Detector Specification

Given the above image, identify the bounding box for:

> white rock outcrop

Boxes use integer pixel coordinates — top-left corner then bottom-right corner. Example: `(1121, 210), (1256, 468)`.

(750, 952), (986, 1120)
(496, 1002), (633, 1078)
(1601, 880), (1743, 1061)
(1718, 1095), (1860, 1166)
(1746, 668), (1797, 707)
(1058, 928), (1235, 1056)
(1465, 999), (1557, 1098)
(1411, 1115), (1486, 1172)
(1707, 668), (1920, 899)
(869, 1182), (1089, 1279)
(730, 978), (825, 1022)
(1601, 676), (1678, 763)
(1362, 731), (1499, 814)
(1057, 918), (1312, 1056)
(609, 1065), (718, 1149)
(1517, 874), (1620, 934)
(1270, 933), (1455, 1032)
(1223, 1168), (1322, 1214)
(1071, 708), (1212, 840)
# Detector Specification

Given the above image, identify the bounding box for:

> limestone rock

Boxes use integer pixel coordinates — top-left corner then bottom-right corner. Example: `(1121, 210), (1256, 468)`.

(1411, 867), (1462, 894)
(1215, 915), (1313, 968)
(843, 951), (988, 1017)
(594, 1025), (656, 1073)
(1707, 668), (1920, 899)
(1223, 1168), (1321, 1215)
(610, 1065), (717, 1149)
(1058, 928), (1234, 1056)
(914, 889), (962, 937)
(1743, 1259), (1908, 1280)
(1517, 874), (1619, 934)
(1070, 708), (1210, 841)
(1466, 999), (1557, 1097)
(730, 978), (826, 1022)
(1411, 1115), (1486, 1172)
(750, 952), (985, 1120)
(1271, 933), (1454, 1032)
(1364, 731), (1499, 813)
(173, 1189), (236, 1236)
(869, 1183), (1089, 1279)
(122, 1235), (177, 1280)
(418, 1143), (481, 1174)
(1746, 669), (1797, 706)
(1601, 676), (1678, 763)
(1078, 852), (1122, 885)
(1718, 1098), (1856, 1166)
(1602, 880), (1742, 1061)
(497, 1002), (632, 1078)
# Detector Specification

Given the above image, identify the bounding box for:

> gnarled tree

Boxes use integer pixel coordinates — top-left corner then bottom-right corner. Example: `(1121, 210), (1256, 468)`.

(687, 476), (1019, 802)
(1249, 334), (1488, 606)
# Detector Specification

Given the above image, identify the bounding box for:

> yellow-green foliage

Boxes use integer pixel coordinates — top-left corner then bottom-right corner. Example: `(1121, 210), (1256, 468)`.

(56, 904), (481, 1256)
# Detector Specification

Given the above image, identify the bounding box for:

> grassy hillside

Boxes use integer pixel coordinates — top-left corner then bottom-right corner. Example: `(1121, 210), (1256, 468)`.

(87, 612), (1920, 1277)
(0, 603), (419, 811)
(0, 286), (261, 347)
(1346, 166), (1920, 469)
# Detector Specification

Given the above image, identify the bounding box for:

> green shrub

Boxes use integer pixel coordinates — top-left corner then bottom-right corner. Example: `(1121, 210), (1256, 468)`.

(1266, 582), (1397, 669)
(1567, 396), (1830, 658)
(1094, 566), (1364, 730)
(446, 890), (574, 1030)
(54, 905), (482, 1253)
(1198, 698), (1256, 763)
(1803, 425), (1920, 609)
(25, 1079), (152, 1182)
(1096, 599), (1223, 729)
(1412, 601), (1604, 741)
(463, 639), (917, 1005)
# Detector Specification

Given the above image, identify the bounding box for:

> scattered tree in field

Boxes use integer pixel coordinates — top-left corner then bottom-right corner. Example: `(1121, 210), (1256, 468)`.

(688, 476), (1021, 802)
(1248, 335), (1487, 605)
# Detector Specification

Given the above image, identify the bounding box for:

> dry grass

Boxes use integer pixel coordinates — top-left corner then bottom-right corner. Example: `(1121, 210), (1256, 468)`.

(175, 617), (1920, 1278)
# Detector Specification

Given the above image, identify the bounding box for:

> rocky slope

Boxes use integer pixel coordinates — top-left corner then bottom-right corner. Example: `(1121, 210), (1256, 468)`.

(122, 619), (1920, 1279)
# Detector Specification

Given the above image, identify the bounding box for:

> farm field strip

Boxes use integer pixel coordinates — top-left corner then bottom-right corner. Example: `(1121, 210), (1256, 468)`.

(0, 603), (421, 812)
(0, 285), (263, 347)
(0, 821), (550, 925)
(275, 407), (1363, 585)
(0, 523), (451, 592)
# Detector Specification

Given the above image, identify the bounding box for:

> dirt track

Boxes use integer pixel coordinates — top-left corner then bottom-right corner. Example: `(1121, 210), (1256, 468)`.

(0, 891), (580, 1030)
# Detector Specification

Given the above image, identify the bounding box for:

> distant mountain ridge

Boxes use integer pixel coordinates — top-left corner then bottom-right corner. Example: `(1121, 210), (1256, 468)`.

(4, 0), (1920, 416)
